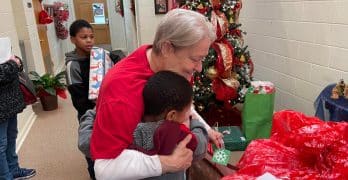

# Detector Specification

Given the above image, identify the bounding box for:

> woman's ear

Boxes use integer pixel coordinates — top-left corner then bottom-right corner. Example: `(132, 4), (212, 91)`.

(165, 110), (177, 121)
(160, 41), (174, 58)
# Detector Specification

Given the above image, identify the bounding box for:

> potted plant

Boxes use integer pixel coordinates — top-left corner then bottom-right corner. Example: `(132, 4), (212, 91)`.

(29, 71), (67, 111)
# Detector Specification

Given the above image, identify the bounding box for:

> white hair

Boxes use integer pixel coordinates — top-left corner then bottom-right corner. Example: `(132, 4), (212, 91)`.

(153, 9), (216, 54)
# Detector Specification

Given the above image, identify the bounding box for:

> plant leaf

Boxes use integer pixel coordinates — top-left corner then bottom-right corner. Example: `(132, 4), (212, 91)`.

(45, 87), (56, 96)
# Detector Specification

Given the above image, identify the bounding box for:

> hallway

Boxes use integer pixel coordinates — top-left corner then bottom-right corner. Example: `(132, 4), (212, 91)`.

(18, 97), (90, 180)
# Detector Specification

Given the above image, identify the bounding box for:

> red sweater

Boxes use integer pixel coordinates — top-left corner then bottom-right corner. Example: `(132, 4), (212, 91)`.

(153, 121), (197, 155)
(90, 45), (154, 159)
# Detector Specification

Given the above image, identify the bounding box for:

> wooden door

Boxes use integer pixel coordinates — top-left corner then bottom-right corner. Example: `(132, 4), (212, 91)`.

(32, 0), (53, 73)
(73, 0), (111, 46)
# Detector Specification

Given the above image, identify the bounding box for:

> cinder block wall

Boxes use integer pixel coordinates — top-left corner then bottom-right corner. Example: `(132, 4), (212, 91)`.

(240, 1), (348, 115)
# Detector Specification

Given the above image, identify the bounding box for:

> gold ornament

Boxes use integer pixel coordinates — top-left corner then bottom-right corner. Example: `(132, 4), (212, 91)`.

(331, 87), (339, 99)
(197, 105), (204, 112)
(240, 55), (246, 62)
(229, 17), (234, 24)
(231, 72), (238, 79)
(206, 66), (218, 79)
(222, 78), (240, 89)
(197, 3), (203, 9)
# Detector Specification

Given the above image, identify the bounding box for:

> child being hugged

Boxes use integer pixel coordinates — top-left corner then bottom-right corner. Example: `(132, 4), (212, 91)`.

(65, 19), (96, 180)
(130, 71), (208, 180)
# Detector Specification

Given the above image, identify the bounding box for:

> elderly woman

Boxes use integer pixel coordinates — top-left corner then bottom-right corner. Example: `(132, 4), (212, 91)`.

(91, 9), (223, 179)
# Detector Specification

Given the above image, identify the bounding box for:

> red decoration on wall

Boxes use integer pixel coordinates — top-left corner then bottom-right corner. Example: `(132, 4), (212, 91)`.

(53, 2), (69, 40)
(39, 10), (53, 24)
(115, 0), (124, 17)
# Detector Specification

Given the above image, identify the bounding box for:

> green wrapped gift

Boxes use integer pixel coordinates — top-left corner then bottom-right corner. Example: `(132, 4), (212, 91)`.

(214, 126), (247, 151)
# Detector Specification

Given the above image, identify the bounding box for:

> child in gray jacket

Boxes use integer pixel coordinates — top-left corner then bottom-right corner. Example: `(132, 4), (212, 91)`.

(78, 71), (208, 180)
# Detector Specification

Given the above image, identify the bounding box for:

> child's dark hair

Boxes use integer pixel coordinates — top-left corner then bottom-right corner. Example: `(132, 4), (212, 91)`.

(143, 71), (193, 117)
(69, 19), (93, 37)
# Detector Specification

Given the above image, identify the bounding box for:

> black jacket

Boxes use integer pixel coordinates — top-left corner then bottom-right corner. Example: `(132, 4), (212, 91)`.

(0, 61), (25, 123)
(65, 50), (95, 119)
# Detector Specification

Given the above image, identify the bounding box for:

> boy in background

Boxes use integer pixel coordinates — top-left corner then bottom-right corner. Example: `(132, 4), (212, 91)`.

(130, 71), (208, 180)
(65, 19), (96, 180)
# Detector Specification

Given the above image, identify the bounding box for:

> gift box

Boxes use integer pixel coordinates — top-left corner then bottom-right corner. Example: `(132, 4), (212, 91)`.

(215, 126), (247, 151)
(88, 47), (114, 100)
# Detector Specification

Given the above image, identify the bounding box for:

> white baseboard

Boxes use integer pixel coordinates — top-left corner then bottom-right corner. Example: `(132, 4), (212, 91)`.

(16, 112), (37, 153)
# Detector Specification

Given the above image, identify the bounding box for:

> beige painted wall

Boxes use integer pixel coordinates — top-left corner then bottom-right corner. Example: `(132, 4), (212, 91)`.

(135, 1), (164, 45)
(107, 0), (127, 52)
(12, 0), (45, 74)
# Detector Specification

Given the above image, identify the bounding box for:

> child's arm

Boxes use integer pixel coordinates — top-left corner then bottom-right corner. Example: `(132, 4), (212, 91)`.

(66, 61), (95, 117)
(131, 122), (160, 155)
(191, 105), (224, 148)
(189, 120), (208, 161)
(78, 108), (96, 158)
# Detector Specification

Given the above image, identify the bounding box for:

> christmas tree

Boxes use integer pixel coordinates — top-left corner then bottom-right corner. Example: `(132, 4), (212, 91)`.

(180, 0), (253, 120)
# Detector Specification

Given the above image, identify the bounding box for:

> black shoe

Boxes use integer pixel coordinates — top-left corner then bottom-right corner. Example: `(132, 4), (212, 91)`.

(13, 168), (36, 180)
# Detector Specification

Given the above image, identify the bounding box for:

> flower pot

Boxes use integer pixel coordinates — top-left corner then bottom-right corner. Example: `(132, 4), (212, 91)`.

(40, 95), (58, 111)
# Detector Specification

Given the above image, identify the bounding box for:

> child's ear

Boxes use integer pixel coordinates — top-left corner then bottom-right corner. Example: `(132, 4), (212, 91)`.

(165, 110), (177, 121)
(70, 36), (76, 44)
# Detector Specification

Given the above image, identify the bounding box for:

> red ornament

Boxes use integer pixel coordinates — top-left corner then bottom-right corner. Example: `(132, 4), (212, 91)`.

(230, 29), (242, 37)
(234, 1), (242, 11)
(39, 10), (53, 24)
(210, 0), (222, 10)
(180, 4), (190, 10)
(196, 3), (208, 14)
(248, 59), (254, 76)
(212, 78), (237, 102)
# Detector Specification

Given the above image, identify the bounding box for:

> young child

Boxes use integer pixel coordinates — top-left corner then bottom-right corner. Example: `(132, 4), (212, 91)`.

(65, 19), (96, 180)
(131, 71), (208, 180)
(77, 71), (208, 179)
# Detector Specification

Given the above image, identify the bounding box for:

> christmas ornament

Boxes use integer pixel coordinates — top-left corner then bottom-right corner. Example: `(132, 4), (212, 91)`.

(212, 148), (231, 166)
(115, 0), (124, 17)
(331, 79), (348, 99)
(39, 10), (53, 24)
(53, 2), (69, 39)
(206, 66), (218, 79)
(331, 87), (339, 99)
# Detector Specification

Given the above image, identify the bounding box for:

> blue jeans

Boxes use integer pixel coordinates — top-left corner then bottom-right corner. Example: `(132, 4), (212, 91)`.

(0, 115), (19, 180)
